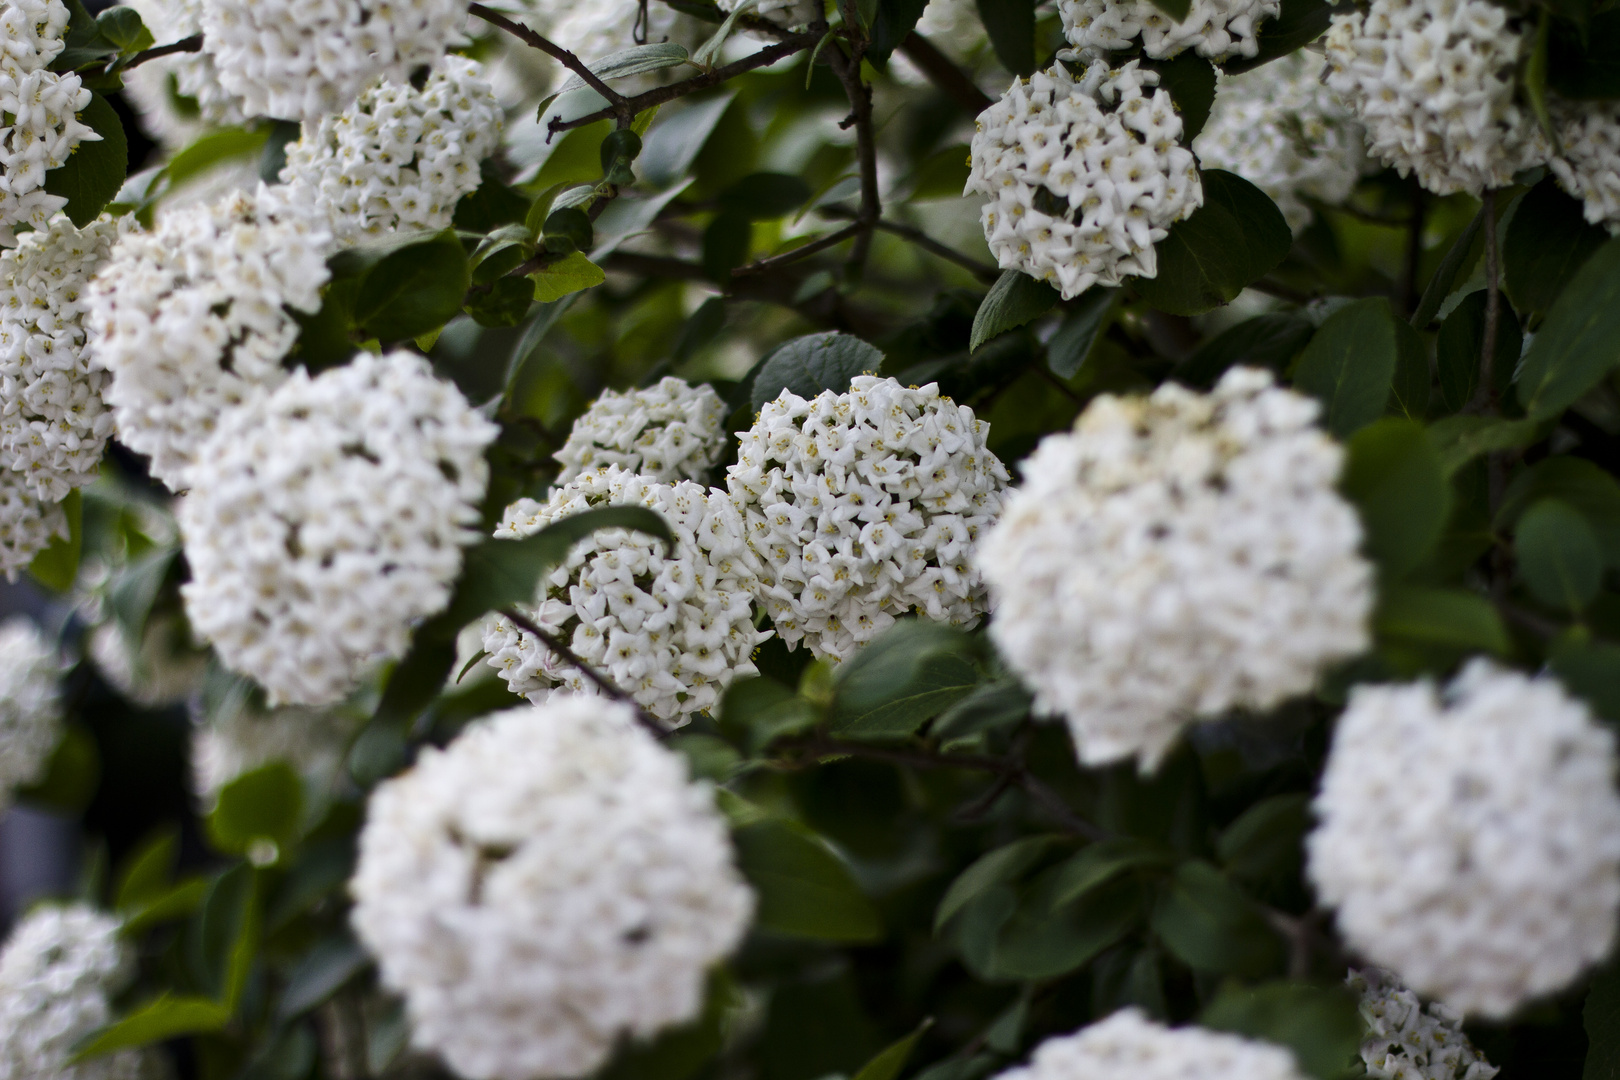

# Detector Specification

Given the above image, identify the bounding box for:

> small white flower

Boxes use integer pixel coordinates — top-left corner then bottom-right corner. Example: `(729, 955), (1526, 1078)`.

(1348, 968), (1499, 1080)
(553, 377), (729, 486)
(1308, 661), (1620, 1017)
(1058, 0), (1279, 61)
(1549, 98), (1620, 234)
(0, 616), (62, 810)
(0, 460), (66, 579)
(993, 1009), (1307, 1080)
(350, 696), (755, 1080)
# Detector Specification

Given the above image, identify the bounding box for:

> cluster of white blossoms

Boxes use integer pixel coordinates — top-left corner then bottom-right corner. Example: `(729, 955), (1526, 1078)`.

(995, 1010), (1306, 1080)
(0, 617), (61, 808)
(280, 58), (503, 244)
(1348, 969), (1499, 1080)
(0, 904), (146, 1080)
(85, 185), (332, 490)
(197, 0), (466, 121)
(1308, 661), (1620, 1017)
(0, 214), (128, 502)
(553, 377), (729, 486)
(727, 376), (1008, 662)
(122, 0), (247, 144)
(1323, 0), (1549, 196)
(978, 367), (1372, 771)
(179, 351), (497, 707)
(1058, 0), (1279, 61)
(1194, 54), (1368, 232)
(351, 697), (755, 1080)
(0, 470), (64, 577)
(1549, 100), (1620, 234)
(967, 61), (1202, 300)
(0, 0), (100, 245)
(484, 467), (767, 725)
(191, 694), (364, 803)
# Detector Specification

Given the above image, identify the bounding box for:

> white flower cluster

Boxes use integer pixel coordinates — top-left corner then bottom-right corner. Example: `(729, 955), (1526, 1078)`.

(978, 367), (1372, 770)
(967, 61), (1202, 300)
(0, 469), (65, 578)
(0, 0), (100, 245)
(995, 1010), (1306, 1080)
(198, 0), (466, 121)
(351, 697), (755, 1080)
(1193, 54), (1368, 232)
(1058, 0), (1279, 61)
(85, 185), (332, 490)
(179, 350), (497, 707)
(122, 0), (247, 144)
(1308, 661), (1620, 1018)
(727, 375), (1008, 662)
(1348, 969), (1499, 1080)
(0, 617), (61, 808)
(280, 58), (503, 244)
(1549, 100), (1620, 234)
(0, 904), (145, 1080)
(0, 214), (127, 502)
(553, 377), (729, 486)
(1323, 0), (1549, 196)
(484, 466), (767, 725)
(191, 693), (364, 803)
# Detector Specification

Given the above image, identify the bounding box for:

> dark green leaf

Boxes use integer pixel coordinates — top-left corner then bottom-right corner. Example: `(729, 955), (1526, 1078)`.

(1549, 10), (1620, 99)
(289, 276), (361, 372)
(1426, 415), (1545, 478)
(352, 231), (471, 342)
(733, 819), (883, 942)
(72, 995), (231, 1061)
(165, 127), (269, 191)
(191, 864), (258, 1009)
(1132, 170), (1291, 317)
(829, 620), (981, 738)
(1373, 585), (1510, 655)
(722, 173), (814, 220)
(1550, 634), (1620, 723)
(1411, 208), (1482, 329)
(1216, 793), (1309, 892)
(1504, 178), (1608, 318)
(1517, 498), (1603, 612)
(1585, 957), (1620, 1080)
(542, 206), (595, 254)
(1498, 457), (1620, 567)
(932, 679), (1031, 740)
(971, 270), (1059, 352)
(1200, 982), (1363, 1080)
(1516, 238), (1620, 421)
(703, 212), (752, 281)
(122, 879), (210, 935)
(1174, 313), (1312, 389)
(1388, 316), (1430, 420)
(1150, 860), (1285, 977)
(29, 488), (82, 592)
(851, 1022), (932, 1080)
(370, 625), (457, 732)
(935, 835), (1060, 931)
(44, 93), (127, 226)
(1142, 53), (1216, 142)
(96, 6), (151, 52)
(1293, 298), (1400, 439)
(1340, 418), (1452, 580)
(869, 0), (930, 63)
(466, 277), (535, 328)
(674, 296), (727, 365)
(278, 933), (370, 1020)
(718, 676), (817, 753)
(17, 724), (99, 815)
(1526, 11), (1557, 146)
(639, 93), (735, 189)
(750, 331), (885, 411)
(1046, 838), (1170, 909)
(453, 164), (532, 232)
(1047, 288), (1117, 378)
(206, 763), (303, 861)
(1221, 0), (1332, 74)
(976, 0), (1036, 75)
(990, 872), (1142, 980)
(115, 828), (180, 913)
(1436, 290), (1521, 412)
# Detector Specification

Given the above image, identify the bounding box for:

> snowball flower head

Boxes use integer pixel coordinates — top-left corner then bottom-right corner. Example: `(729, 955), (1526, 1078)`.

(1323, 0), (1549, 196)
(280, 57), (503, 243)
(978, 367), (1371, 770)
(1058, 0), (1279, 61)
(121, 0), (247, 143)
(727, 374), (1009, 662)
(1308, 661), (1620, 1017)
(994, 1009), (1307, 1080)
(0, 903), (145, 1080)
(553, 377), (729, 485)
(198, 0), (466, 121)
(179, 351), (497, 707)
(1348, 968), (1499, 1080)
(85, 185), (332, 489)
(351, 697), (755, 1080)
(0, 0), (101, 245)
(1549, 99), (1620, 234)
(0, 617), (61, 807)
(0, 468), (65, 578)
(484, 466), (768, 725)
(1193, 54), (1368, 232)
(967, 61), (1202, 300)
(0, 214), (129, 501)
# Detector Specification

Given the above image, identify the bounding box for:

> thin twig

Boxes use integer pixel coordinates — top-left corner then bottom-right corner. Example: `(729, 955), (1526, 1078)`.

(732, 223), (861, 276)
(1479, 188), (1502, 408)
(1248, 277), (1314, 304)
(548, 30), (824, 134)
(119, 33), (202, 71)
(897, 32), (993, 113)
(1400, 176), (1426, 318)
(824, 15), (879, 274)
(469, 2), (632, 123)
(820, 206), (999, 281)
(498, 608), (665, 734)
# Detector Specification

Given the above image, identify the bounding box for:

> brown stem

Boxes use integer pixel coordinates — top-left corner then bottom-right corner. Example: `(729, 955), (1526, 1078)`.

(896, 32), (992, 113)
(498, 608), (665, 734)
(119, 33), (202, 71)
(824, 31), (880, 275)
(547, 30), (825, 135)
(731, 223), (862, 276)
(1480, 188), (1502, 408)
(820, 206), (999, 282)
(469, 2), (633, 124)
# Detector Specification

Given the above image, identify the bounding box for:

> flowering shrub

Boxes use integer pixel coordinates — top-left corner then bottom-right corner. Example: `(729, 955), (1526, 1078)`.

(2, 1), (1620, 1079)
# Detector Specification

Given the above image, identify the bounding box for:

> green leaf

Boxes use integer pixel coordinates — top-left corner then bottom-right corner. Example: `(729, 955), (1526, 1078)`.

(829, 620), (981, 738)
(1426, 416), (1545, 478)
(1340, 418), (1452, 580)
(1585, 957), (1620, 1080)
(115, 829), (180, 913)
(557, 42), (692, 92)
(1411, 208), (1482, 329)
(1293, 298), (1400, 439)
(352, 231), (471, 342)
(29, 488), (82, 592)
(1550, 10), (1620, 100)
(851, 1022), (932, 1080)
(108, 546), (176, 644)
(869, 0), (930, 63)
(164, 127), (270, 191)
(1221, 0), (1332, 74)
(1150, 860), (1285, 977)
(975, 0), (1036, 75)
(702, 211), (752, 281)
(750, 331), (885, 411)
(1132, 170), (1291, 317)
(989, 871), (1142, 980)
(278, 933), (370, 1020)
(17, 724), (99, 815)
(722, 172), (814, 220)
(453, 164), (532, 232)
(1517, 498), (1603, 612)
(1173, 313), (1312, 389)
(1200, 982), (1363, 1080)
(1373, 585), (1510, 655)
(207, 763), (303, 863)
(122, 878), (210, 935)
(674, 296), (728, 365)
(467, 276), (536, 327)
(733, 819), (883, 942)
(1388, 316), (1430, 421)
(1550, 634), (1620, 723)
(1504, 178), (1608, 318)
(1216, 793), (1309, 893)
(639, 92), (735, 189)
(44, 93), (127, 226)
(96, 6), (152, 52)
(1516, 238), (1620, 421)
(1142, 53), (1216, 142)
(935, 835), (1061, 932)
(1047, 288), (1117, 378)
(72, 994), (231, 1062)
(971, 270), (1059, 353)
(1436, 290), (1521, 412)
(932, 679), (1032, 741)
(1526, 11), (1557, 146)
(531, 251), (606, 302)
(191, 864), (258, 1009)
(1046, 838), (1171, 909)
(1498, 457), (1620, 568)
(718, 676), (817, 753)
